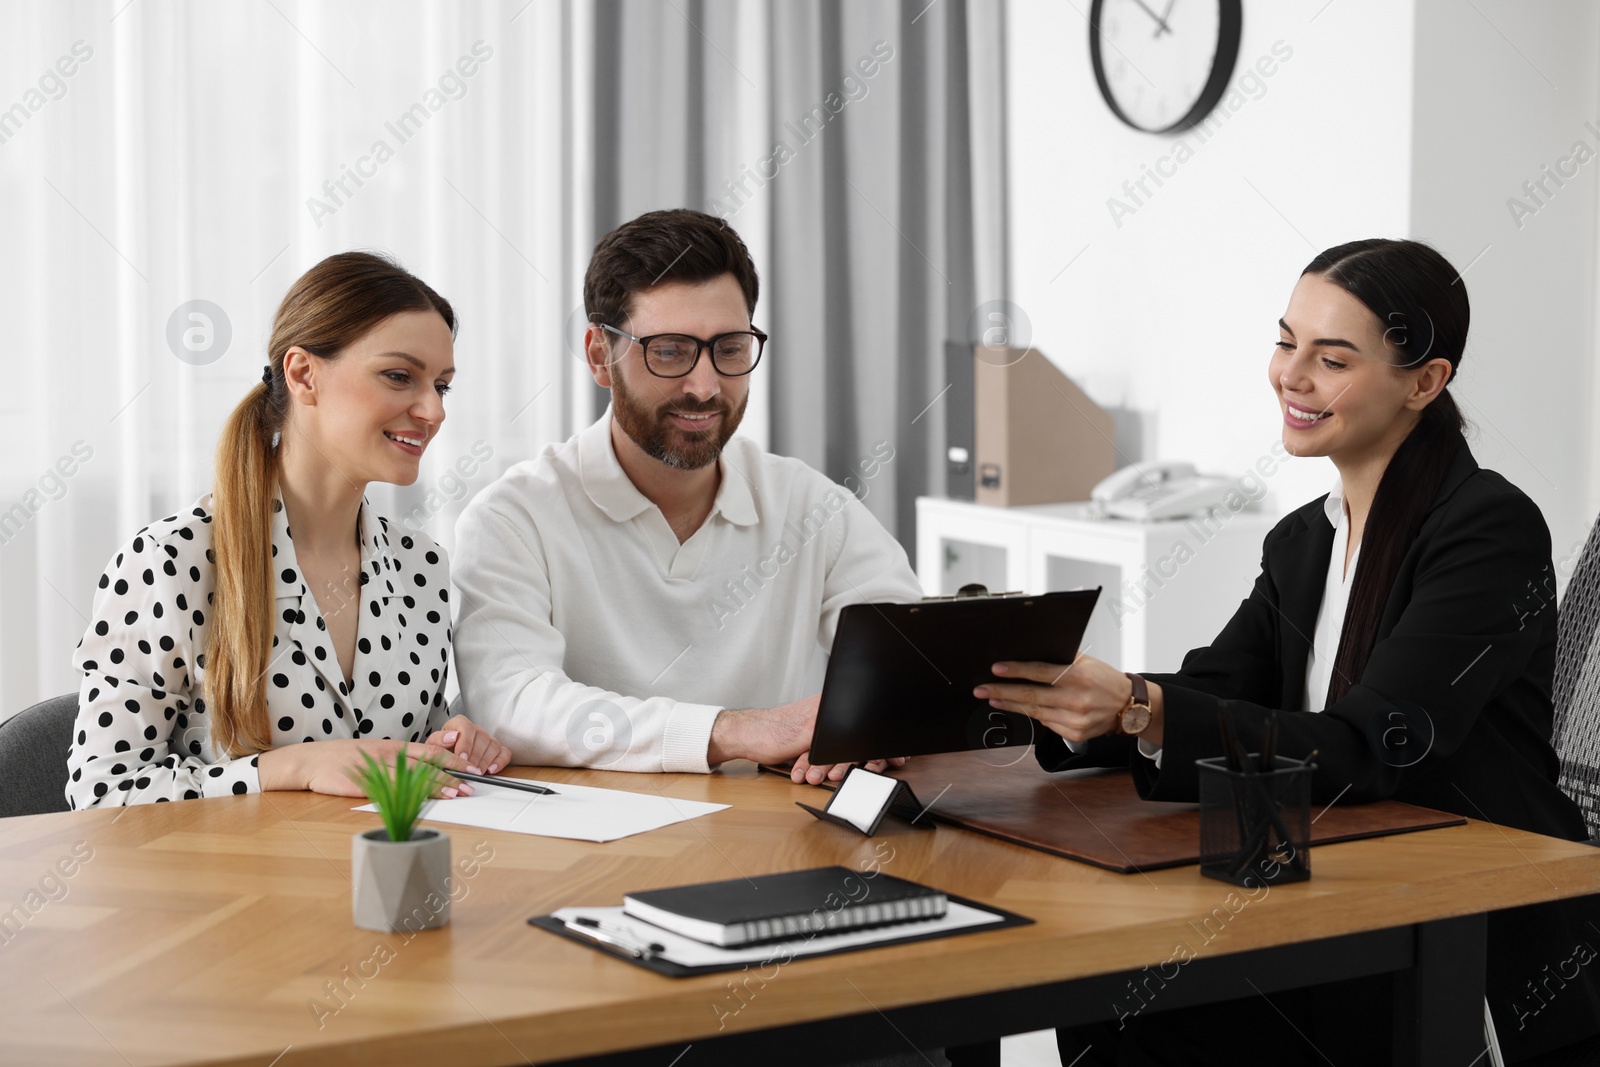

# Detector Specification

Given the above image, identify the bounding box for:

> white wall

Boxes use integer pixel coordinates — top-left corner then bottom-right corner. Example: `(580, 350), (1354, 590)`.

(1007, 0), (1600, 573)
(1008, 0), (1417, 519)
(1410, 0), (1600, 582)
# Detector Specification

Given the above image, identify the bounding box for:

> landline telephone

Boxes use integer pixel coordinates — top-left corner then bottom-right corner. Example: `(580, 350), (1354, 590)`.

(1089, 461), (1235, 522)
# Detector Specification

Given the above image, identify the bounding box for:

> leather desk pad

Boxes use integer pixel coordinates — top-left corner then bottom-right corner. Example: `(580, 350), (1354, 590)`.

(852, 748), (1467, 873)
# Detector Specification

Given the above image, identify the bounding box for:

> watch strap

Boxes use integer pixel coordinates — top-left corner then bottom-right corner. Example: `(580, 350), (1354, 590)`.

(1111, 673), (1151, 737)
(1126, 672), (1149, 709)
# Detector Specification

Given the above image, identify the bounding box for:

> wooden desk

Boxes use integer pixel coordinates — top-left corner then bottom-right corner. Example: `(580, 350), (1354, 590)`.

(2, 763), (1597, 1067)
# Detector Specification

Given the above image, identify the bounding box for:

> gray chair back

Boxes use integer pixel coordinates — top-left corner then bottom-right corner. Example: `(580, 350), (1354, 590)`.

(0, 694), (77, 818)
(1555, 516), (1600, 839)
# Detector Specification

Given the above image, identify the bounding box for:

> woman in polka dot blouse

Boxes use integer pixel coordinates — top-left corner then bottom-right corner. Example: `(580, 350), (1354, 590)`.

(66, 252), (512, 809)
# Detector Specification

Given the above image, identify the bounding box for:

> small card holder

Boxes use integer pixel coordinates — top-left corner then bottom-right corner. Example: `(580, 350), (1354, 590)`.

(797, 767), (936, 836)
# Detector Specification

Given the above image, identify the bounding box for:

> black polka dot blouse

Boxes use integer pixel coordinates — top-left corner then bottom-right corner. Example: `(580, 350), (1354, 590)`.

(65, 494), (453, 809)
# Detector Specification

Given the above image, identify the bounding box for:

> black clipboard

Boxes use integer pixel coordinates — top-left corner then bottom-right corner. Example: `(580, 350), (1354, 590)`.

(527, 894), (1033, 976)
(807, 587), (1101, 765)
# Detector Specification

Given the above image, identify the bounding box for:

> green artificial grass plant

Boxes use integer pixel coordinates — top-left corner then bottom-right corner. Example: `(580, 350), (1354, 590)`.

(351, 749), (446, 842)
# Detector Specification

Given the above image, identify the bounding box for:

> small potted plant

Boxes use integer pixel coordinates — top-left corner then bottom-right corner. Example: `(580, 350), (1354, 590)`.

(350, 749), (453, 933)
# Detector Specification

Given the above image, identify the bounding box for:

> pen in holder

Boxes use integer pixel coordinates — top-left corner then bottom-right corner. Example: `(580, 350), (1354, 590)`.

(1197, 753), (1314, 887)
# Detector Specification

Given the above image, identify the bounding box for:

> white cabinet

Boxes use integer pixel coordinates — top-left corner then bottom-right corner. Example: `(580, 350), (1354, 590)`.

(916, 497), (1278, 674)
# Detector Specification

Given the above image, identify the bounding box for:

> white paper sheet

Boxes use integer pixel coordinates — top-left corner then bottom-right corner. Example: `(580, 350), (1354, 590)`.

(353, 779), (728, 842)
(548, 901), (1007, 967)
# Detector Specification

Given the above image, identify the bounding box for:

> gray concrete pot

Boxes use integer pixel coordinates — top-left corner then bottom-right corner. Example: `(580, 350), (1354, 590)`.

(351, 827), (452, 933)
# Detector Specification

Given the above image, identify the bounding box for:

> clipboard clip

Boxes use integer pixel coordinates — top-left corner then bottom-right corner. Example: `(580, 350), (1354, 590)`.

(918, 584), (1029, 602)
(562, 916), (665, 960)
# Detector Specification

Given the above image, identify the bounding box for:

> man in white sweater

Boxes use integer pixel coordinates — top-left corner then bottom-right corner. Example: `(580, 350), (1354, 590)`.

(452, 209), (923, 781)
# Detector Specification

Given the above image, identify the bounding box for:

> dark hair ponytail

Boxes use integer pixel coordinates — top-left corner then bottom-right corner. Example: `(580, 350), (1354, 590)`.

(1308, 239), (1469, 706)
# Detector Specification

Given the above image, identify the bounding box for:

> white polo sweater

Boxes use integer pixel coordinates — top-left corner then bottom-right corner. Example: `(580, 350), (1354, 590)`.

(452, 412), (923, 773)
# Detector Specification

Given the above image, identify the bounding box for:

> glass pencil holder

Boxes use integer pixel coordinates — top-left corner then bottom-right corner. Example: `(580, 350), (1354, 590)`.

(1197, 754), (1313, 887)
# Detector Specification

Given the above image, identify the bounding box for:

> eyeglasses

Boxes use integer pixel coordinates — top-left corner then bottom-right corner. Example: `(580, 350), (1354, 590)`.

(601, 323), (768, 378)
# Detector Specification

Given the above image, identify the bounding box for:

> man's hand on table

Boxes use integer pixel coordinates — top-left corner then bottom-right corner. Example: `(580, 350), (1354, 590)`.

(707, 694), (906, 783)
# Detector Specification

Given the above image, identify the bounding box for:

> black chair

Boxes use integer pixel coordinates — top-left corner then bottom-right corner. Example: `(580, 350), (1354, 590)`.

(0, 693), (77, 818)
(1556, 513), (1600, 840)
(1554, 521), (1600, 1046)
(1523, 514), (1600, 1066)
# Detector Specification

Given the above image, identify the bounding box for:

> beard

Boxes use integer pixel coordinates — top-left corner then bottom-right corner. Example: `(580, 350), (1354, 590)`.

(611, 371), (747, 471)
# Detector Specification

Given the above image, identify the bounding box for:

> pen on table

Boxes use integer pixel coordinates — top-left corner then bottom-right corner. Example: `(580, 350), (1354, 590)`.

(563, 917), (665, 960)
(447, 769), (558, 795)
(1217, 710), (1246, 773)
(1260, 710), (1278, 773)
(1216, 709), (1255, 861)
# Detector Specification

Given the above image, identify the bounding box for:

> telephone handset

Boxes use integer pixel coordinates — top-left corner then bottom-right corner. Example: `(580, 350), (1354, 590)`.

(1090, 461), (1235, 522)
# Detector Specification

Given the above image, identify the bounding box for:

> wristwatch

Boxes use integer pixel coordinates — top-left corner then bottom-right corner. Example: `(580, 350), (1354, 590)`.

(1116, 673), (1153, 736)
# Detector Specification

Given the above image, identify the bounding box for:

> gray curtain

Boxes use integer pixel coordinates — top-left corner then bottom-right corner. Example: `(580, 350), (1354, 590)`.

(588, 0), (1005, 547)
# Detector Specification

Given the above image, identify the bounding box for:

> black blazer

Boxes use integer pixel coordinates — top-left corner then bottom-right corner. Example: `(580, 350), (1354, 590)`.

(1037, 446), (1599, 1057)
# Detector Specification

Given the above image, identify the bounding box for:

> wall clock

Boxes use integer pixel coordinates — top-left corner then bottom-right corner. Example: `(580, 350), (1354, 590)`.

(1089, 0), (1243, 134)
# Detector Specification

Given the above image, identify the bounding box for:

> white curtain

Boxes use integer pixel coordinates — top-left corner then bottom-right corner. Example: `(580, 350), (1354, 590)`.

(0, 0), (590, 715)
(588, 0), (1009, 542)
(0, 0), (1006, 718)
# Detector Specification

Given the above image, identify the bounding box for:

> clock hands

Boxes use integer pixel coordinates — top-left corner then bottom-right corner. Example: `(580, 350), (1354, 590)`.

(1127, 0), (1172, 36)
(1157, 0), (1178, 36)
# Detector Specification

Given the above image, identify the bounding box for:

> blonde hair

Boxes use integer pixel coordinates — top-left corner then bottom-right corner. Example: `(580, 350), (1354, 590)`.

(205, 252), (455, 756)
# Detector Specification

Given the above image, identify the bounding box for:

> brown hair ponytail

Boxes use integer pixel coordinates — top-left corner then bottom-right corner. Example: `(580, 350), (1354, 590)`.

(205, 251), (455, 756)
(1305, 239), (1469, 706)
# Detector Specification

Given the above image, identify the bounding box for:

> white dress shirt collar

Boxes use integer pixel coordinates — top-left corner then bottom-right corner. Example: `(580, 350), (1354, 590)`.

(577, 405), (759, 528)
(1323, 478), (1345, 529)
(1305, 477), (1358, 711)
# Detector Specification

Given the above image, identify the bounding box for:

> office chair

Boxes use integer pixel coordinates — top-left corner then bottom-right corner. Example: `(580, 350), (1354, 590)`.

(1513, 513), (1600, 1067)
(1556, 513), (1600, 840)
(0, 693), (77, 818)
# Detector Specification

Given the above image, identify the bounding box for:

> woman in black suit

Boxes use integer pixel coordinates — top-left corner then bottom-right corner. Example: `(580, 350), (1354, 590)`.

(976, 239), (1599, 1063)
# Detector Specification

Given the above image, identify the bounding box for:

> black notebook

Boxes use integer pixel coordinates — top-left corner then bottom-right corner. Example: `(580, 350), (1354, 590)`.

(622, 866), (948, 947)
